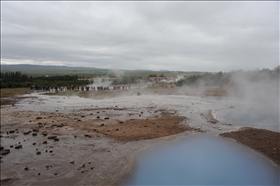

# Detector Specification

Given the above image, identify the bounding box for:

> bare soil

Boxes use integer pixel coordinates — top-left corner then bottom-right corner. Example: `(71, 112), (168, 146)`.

(94, 111), (202, 141)
(220, 127), (280, 166)
(0, 103), (199, 186)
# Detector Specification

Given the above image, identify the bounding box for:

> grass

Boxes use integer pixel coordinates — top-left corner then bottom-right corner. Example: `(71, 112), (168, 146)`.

(0, 88), (33, 106)
(0, 88), (32, 98)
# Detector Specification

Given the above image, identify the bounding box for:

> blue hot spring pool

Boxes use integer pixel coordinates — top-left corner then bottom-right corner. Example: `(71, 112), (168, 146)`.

(216, 104), (279, 131)
(119, 134), (279, 185)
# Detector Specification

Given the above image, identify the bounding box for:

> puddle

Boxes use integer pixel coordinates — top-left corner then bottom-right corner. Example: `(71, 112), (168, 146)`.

(119, 134), (280, 185)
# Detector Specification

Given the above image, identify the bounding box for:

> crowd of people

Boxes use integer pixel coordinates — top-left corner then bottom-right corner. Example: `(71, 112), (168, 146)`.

(30, 85), (131, 92)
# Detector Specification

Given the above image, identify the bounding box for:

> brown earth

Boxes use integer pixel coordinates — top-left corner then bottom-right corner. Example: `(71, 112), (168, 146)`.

(220, 127), (280, 166)
(93, 111), (202, 141)
(0, 105), (200, 186)
(10, 107), (199, 142)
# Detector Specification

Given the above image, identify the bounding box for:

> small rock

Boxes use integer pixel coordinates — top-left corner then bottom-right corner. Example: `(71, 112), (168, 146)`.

(100, 124), (104, 127)
(47, 136), (57, 140)
(36, 151), (41, 155)
(56, 124), (63, 127)
(42, 131), (48, 136)
(32, 133), (37, 136)
(33, 128), (39, 132)
(23, 131), (31, 135)
(43, 141), (47, 144)
(9, 130), (15, 133)
(15, 145), (22, 149)
(36, 117), (42, 120)
(1, 149), (10, 155)
(104, 117), (109, 120)
(24, 166), (29, 171)
(70, 161), (75, 164)
(33, 143), (36, 145)
(54, 138), (59, 141)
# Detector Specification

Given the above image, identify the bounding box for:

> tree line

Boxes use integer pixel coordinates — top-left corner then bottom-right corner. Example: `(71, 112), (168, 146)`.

(0, 71), (89, 88)
(176, 66), (279, 87)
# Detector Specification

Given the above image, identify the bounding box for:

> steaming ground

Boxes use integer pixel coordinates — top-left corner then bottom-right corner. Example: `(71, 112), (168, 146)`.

(1, 87), (279, 185)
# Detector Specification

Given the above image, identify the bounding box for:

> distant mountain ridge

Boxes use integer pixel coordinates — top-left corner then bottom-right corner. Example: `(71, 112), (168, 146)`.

(0, 64), (107, 72)
(0, 64), (202, 74)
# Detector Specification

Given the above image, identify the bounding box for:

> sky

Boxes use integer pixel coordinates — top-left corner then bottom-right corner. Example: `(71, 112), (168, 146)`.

(1, 1), (279, 72)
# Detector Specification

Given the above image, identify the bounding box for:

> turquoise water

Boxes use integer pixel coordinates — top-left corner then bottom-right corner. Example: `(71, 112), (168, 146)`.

(119, 134), (279, 185)
(216, 105), (279, 131)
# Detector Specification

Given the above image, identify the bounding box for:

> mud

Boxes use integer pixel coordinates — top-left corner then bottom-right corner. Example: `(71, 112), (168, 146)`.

(220, 127), (280, 166)
(1, 88), (279, 185)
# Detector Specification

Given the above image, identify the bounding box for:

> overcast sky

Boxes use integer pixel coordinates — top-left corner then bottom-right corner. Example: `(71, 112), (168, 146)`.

(1, 1), (279, 72)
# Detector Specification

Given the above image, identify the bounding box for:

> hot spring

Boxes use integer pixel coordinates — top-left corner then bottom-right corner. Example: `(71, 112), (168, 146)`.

(215, 104), (279, 131)
(119, 134), (279, 185)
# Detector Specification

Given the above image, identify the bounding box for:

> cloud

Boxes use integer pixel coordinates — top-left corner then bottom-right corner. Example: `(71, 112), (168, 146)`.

(1, 1), (279, 72)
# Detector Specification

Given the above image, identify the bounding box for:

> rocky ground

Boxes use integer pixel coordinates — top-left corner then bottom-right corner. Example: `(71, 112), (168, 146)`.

(0, 87), (279, 185)
(220, 127), (280, 166)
